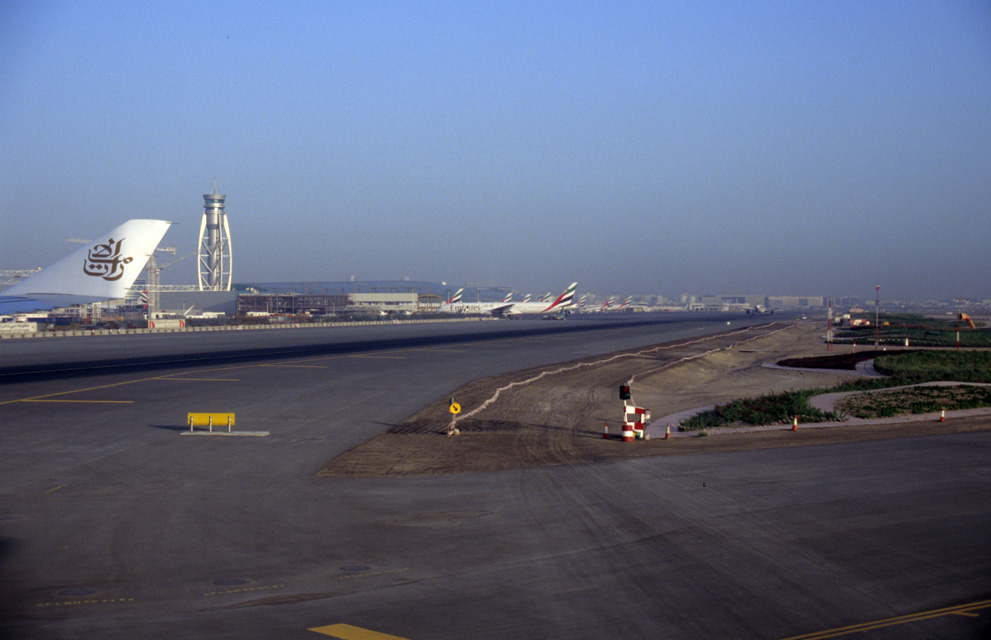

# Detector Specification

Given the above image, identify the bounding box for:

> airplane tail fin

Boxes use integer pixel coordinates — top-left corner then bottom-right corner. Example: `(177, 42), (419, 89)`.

(5, 219), (172, 301)
(544, 282), (578, 312)
(446, 288), (464, 304)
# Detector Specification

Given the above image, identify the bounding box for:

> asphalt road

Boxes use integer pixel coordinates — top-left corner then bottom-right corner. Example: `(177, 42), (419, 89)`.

(1, 313), (988, 639)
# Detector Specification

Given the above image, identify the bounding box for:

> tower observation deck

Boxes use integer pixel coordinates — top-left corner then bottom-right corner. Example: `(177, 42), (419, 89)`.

(198, 185), (233, 291)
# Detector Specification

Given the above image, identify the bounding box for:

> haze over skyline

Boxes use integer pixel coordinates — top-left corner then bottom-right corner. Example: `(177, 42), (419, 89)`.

(2, 1), (989, 302)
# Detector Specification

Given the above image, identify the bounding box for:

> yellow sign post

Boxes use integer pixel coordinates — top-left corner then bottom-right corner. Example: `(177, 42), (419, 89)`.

(447, 398), (461, 436)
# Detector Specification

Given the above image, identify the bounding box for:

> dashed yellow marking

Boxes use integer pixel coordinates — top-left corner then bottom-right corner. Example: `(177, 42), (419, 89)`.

(46, 485), (66, 493)
(37, 598), (134, 607)
(779, 599), (991, 639)
(309, 623), (409, 640)
(204, 583), (286, 596)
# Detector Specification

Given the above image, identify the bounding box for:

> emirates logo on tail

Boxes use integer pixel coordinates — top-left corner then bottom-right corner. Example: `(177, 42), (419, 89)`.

(82, 237), (133, 281)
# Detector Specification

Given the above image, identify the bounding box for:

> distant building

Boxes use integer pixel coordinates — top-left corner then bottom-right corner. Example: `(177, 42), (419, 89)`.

(236, 291), (418, 317)
(767, 296), (825, 309)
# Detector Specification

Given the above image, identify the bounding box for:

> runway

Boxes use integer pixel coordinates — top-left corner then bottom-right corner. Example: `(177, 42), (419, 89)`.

(1, 313), (988, 639)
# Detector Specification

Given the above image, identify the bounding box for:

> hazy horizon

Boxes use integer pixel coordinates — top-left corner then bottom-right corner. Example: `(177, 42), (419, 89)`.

(2, 1), (989, 302)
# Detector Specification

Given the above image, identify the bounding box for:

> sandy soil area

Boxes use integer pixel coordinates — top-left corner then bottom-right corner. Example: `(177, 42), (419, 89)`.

(319, 321), (990, 477)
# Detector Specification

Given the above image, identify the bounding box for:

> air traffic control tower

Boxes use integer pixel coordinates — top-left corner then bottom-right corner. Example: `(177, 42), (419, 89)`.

(198, 185), (233, 291)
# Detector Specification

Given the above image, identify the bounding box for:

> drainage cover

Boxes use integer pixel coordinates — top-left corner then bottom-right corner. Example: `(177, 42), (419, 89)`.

(213, 579), (248, 586)
(339, 565), (371, 573)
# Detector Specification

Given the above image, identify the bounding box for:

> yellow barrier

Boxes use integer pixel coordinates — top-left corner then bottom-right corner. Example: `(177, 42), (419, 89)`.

(187, 412), (235, 432)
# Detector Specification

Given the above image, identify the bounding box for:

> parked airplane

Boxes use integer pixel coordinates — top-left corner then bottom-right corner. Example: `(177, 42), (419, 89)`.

(0, 219), (173, 314)
(595, 296), (615, 312)
(746, 305), (774, 315)
(437, 291), (513, 315)
(616, 296), (633, 311)
(502, 282), (577, 317)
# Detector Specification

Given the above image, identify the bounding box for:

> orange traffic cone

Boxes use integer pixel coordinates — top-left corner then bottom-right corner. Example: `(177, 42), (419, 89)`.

(603, 422), (610, 439)
(665, 423), (671, 440)
(792, 415), (798, 431)
(939, 409), (945, 423)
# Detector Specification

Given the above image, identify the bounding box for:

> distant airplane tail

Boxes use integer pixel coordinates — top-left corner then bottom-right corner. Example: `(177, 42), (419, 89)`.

(3, 219), (172, 310)
(446, 288), (464, 304)
(501, 292), (513, 303)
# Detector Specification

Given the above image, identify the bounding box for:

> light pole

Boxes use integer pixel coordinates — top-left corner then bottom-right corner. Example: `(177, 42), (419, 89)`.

(874, 283), (880, 348)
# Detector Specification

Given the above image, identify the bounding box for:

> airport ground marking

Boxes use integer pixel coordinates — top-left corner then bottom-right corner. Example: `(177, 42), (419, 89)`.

(22, 399), (134, 404)
(778, 599), (991, 639)
(203, 583), (286, 597)
(309, 623), (410, 640)
(36, 597), (135, 608)
(0, 376), (160, 406)
(260, 363), (329, 369)
(46, 485), (67, 493)
(156, 376), (241, 382)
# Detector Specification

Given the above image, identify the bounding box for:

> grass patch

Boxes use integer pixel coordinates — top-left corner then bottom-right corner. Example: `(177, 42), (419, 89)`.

(838, 385), (991, 419)
(874, 350), (991, 383)
(679, 349), (991, 431)
(680, 390), (840, 431)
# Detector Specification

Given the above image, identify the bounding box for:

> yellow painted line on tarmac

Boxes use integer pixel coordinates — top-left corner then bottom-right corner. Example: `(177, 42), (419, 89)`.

(46, 485), (66, 493)
(22, 399), (134, 404)
(203, 583), (286, 597)
(0, 377), (154, 406)
(36, 597), (135, 607)
(156, 377), (240, 382)
(261, 364), (329, 369)
(309, 623), (410, 640)
(779, 599), (991, 639)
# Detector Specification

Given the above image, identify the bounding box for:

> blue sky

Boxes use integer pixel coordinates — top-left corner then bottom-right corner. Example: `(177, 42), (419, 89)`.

(2, 1), (989, 301)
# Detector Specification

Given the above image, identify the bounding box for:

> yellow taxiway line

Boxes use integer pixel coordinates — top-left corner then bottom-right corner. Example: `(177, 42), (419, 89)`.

(309, 623), (409, 640)
(780, 599), (991, 639)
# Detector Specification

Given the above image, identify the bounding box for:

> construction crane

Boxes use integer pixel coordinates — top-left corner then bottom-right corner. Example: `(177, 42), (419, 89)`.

(145, 250), (194, 315)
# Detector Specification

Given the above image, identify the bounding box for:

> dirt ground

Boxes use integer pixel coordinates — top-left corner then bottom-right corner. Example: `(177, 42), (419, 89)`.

(319, 321), (991, 477)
